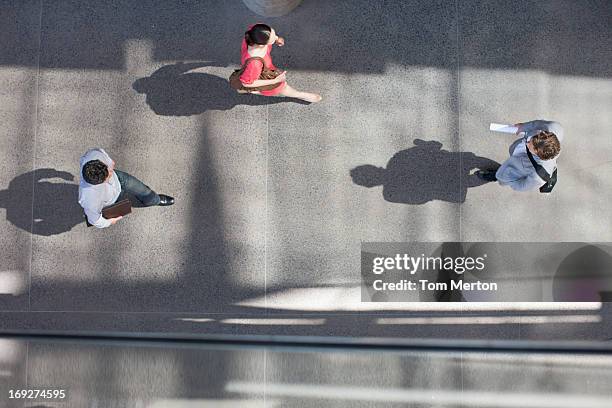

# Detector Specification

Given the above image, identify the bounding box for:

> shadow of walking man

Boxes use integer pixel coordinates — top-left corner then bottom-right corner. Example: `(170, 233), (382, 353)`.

(133, 62), (306, 116)
(350, 139), (500, 204)
(0, 169), (82, 236)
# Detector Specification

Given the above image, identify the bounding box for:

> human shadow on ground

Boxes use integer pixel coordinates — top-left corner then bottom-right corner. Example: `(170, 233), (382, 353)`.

(350, 139), (500, 204)
(0, 169), (83, 236)
(132, 62), (308, 116)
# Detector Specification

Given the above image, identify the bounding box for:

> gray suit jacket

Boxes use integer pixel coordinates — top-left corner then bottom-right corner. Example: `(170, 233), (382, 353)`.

(495, 120), (564, 192)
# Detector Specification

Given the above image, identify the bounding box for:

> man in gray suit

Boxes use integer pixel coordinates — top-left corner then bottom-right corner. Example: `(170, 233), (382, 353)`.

(477, 120), (563, 192)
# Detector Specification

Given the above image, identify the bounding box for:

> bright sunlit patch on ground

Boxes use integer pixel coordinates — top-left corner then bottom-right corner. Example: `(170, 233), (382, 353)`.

(226, 382), (612, 408)
(148, 399), (275, 407)
(462, 353), (612, 367)
(0, 270), (26, 296)
(0, 339), (23, 365)
(237, 286), (602, 312)
(174, 318), (215, 323)
(220, 318), (326, 325)
(377, 315), (601, 325)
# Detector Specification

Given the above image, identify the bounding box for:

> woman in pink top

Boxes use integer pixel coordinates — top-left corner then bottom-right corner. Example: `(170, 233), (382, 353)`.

(239, 24), (321, 103)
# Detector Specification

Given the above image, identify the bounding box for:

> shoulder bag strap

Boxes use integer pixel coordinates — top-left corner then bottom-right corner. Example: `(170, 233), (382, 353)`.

(525, 145), (551, 182)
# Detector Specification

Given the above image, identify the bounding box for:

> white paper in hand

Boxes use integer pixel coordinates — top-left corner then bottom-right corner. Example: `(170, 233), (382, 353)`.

(490, 123), (519, 134)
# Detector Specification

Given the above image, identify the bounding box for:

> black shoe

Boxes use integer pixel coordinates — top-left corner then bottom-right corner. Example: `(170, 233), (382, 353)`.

(158, 194), (175, 206)
(476, 170), (497, 182)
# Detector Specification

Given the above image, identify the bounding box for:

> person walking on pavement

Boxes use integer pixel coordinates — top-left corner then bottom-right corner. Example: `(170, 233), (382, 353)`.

(78, 148), (174, 228)
(238, 23), (322, 103)
(477, 120), (563, 192)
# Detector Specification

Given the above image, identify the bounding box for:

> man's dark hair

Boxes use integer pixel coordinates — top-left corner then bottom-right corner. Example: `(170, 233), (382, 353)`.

(531, 131), (560, 160)
(82, 160), (109, 185)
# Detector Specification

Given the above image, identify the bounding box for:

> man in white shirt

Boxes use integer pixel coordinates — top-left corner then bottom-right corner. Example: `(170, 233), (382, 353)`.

(78, 148), (174, 228)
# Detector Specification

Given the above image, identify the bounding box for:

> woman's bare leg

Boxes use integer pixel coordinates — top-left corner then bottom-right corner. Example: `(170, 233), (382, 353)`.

(277, 84), (322, 103)
(239, 90), (261, 94)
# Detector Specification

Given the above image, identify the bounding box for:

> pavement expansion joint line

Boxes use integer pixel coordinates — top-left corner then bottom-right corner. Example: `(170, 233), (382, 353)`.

(265, 103), (269, 314)
(27, 0), (45, 312)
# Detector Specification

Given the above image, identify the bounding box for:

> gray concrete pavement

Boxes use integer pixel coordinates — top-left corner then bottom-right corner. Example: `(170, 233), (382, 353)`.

(0, 0), (611, 342)
(1, 336), (612, 407)
(0, 0), (40, 312)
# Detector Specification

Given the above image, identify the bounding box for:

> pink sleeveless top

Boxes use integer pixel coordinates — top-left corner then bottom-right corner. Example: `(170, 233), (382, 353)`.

(239, 29), (286, 96)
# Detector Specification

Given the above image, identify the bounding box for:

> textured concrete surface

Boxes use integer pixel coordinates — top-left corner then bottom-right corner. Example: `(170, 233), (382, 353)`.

(0, 0), (611, 343)
(1, 336), (612, 407)
(458, 1), (612, 242)
(0, 0), (41, 312)
(242, 0), (303, 17)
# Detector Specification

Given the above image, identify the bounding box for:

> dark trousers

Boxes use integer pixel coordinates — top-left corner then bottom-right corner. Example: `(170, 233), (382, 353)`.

(115, 170), (160, 206)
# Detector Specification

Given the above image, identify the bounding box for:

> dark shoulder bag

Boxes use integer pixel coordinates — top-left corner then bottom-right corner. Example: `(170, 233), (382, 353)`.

(229, 56), (282, 92)
(526, 145), (557, 193)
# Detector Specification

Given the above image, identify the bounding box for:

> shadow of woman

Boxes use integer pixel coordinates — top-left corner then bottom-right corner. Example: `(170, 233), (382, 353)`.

(132, 62), (307, 116)
(350, 139), (500, 204)
(0, 169), (83, 236)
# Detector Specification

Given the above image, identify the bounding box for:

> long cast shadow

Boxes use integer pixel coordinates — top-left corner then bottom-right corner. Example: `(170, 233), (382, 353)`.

(350, 139), (500, 204)
(133, 62), (307, 116)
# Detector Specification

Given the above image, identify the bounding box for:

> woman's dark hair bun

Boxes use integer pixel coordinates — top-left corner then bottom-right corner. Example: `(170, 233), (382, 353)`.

(245, 23), (272, 46)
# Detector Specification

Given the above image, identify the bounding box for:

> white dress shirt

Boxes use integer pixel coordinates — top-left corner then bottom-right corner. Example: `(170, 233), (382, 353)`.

(78, 148), (121, 228)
